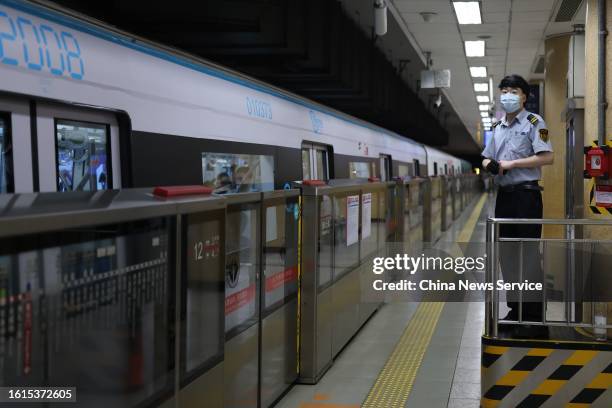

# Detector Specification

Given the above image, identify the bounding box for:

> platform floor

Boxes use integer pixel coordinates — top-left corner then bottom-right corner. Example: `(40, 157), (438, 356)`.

(275, 192), (496, 408)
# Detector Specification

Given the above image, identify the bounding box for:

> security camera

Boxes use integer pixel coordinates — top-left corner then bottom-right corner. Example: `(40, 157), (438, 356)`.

(374, 0), (387, 36)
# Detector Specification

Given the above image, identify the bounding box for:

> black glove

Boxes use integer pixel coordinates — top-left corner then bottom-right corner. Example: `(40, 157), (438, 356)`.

(486, 159), (500, 175)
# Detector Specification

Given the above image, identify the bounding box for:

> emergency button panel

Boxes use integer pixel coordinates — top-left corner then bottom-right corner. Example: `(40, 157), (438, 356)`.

(584, 145), (610, 179)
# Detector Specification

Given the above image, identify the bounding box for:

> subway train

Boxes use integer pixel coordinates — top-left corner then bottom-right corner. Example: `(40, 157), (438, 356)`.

(0, 0), (471, 196)
(0, 2), (480, 408)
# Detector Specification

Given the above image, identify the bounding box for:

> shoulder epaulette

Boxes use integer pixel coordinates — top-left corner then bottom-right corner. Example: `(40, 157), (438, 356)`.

(527, 113), (539, 125)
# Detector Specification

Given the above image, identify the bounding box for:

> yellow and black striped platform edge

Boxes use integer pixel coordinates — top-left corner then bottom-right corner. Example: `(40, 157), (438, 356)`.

(587, 140), (612, 216)
(568, 361), (612, 406)
(482, 347), (552, 406)
(482, 346), (612, 408)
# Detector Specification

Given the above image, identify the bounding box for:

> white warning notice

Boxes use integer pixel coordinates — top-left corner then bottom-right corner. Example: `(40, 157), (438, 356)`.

(362, 193), (372, 239)
(346, 195), (359, 246)
(595, 185), (612, 208)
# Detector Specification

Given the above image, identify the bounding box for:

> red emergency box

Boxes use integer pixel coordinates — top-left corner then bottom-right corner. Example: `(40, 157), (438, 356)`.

(584, 145), (610, 179)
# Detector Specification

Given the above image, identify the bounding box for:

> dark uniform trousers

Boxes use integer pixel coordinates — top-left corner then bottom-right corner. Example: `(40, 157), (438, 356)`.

(495, 188), (544, 321)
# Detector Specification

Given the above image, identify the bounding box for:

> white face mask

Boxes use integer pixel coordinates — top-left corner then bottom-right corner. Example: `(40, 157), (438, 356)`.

(500, 93), (521, 113)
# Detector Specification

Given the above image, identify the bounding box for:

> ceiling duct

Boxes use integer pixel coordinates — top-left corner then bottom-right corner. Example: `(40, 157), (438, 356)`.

(533, 55), (546, 74)
(554, 0), (584, 22)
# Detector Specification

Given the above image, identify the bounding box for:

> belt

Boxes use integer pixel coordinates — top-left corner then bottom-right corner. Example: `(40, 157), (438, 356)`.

(498, 181), (543, 193)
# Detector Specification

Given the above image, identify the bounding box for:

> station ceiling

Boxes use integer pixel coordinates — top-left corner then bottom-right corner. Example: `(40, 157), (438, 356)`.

(44, 0), (586, 162)
(381, 0), (586, 140)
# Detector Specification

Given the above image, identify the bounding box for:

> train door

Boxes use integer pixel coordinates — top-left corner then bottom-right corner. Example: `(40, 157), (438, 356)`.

(0, 112), (13, 193)
(414, 159), (420, 177)
(302, 142), (330, 180)
(379, 154), (392, 181)
(35, 101), (121, 192)
(0, 96), (33, 192)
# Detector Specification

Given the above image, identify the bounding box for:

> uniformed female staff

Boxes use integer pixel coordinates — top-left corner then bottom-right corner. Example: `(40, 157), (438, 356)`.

(481, 74), (554, 338)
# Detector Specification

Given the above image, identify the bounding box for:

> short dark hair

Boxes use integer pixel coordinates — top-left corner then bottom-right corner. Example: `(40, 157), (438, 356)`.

(498, 74), (530, 97)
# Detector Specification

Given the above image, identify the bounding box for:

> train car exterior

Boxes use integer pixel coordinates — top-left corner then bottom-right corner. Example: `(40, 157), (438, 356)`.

(424, 146), (468, 177)
(0, 0), (469, 196)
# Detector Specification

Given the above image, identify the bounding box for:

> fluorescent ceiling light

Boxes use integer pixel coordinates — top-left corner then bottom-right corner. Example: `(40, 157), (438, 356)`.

(479, 104), (489, 111)
(453, 2), (482, 24)
(465, 40), (485, 57)
(484, 126), (491, 130)
(474, 83), (489, 92)
(482, 119), (492, 124)
(470, 66), (487, 77)
(480, 112), (489, 118)
(476, 95), (490, 103)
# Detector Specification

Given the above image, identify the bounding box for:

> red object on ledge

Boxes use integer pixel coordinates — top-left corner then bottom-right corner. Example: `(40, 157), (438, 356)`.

(153, 185), (213, 197)
(302, 179), (327, 186)
(368, 177), (380, 182)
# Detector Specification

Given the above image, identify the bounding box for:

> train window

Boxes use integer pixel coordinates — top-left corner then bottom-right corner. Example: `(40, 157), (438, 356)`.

(55, 120), (110, 192)
(349, 162), (370, 178)
(444, 164), (448, 175)
(397, 164), (409, 178)
(0, 113), (14, 193)
(302, 143), (329, 180)
(379, 154), (392, 181)
(202, 152), (274, 193)
(414, 159), (420, 177)
(433, 162), (438, 176)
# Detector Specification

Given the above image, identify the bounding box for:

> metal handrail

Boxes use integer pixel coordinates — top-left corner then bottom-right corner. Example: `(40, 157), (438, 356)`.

(489, 217), (612, 225)
(485, 218), (612, 340)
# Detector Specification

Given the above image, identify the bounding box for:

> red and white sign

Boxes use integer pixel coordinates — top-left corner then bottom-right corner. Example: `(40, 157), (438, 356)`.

(264, 266), (298, 307)
(593, 156), (602, 170)
(265, 266), (298, 293)
(595, 184), (612, 208)
(225, 284), (256, 315)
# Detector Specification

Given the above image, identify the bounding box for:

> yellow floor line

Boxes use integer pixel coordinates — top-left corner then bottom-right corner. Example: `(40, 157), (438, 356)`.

(457, 193), (488, 242)
(361, 302), (445, 408)
(362, 194), (488, 408)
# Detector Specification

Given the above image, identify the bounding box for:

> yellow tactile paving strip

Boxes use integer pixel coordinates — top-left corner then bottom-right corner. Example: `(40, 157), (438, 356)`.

(361, 301), (445, 408)
(362, 194), (487, 408)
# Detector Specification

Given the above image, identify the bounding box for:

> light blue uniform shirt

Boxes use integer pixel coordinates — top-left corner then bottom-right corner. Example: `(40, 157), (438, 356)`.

(481, 109), (553, 186)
